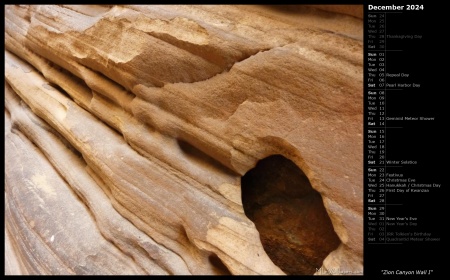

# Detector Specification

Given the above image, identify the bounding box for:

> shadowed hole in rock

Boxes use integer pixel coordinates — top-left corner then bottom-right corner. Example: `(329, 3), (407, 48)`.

(241, 155), (341, 275)
(208, 254), (231, 275)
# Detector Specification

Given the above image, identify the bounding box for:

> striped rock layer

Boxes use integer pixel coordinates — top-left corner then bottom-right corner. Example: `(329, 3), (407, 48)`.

(5, 5), (363, 275)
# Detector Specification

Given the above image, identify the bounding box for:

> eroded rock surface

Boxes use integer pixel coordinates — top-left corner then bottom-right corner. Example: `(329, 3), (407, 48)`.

(4, 5), (363, 275)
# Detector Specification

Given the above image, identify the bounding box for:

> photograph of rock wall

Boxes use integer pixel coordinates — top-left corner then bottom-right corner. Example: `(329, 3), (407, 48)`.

(4, 5), (363, 275)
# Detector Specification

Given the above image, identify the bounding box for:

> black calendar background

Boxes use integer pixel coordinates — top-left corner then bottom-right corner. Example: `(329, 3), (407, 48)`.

(363, 1), (445, 277)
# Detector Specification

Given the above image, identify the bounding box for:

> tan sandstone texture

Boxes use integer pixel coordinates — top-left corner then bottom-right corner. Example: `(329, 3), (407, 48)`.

(4, 5), (363, 275)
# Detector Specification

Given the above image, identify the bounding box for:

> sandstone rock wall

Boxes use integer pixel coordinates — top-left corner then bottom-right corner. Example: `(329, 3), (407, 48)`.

(4, 5), (363, 275)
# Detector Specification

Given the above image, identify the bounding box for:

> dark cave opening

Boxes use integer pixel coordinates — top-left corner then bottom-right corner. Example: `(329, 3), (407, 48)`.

(209, 254), (231, 275)
(241, 155), (341, 275)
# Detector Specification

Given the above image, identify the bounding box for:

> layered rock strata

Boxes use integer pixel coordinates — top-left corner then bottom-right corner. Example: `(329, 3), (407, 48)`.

(4, 5), (363, 275)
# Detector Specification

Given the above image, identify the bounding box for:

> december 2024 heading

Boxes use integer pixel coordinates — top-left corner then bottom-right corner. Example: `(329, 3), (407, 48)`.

(368, 5), (424, 11)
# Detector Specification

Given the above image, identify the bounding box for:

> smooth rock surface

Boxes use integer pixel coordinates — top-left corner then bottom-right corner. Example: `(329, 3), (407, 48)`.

(5, 5), (363, 275)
